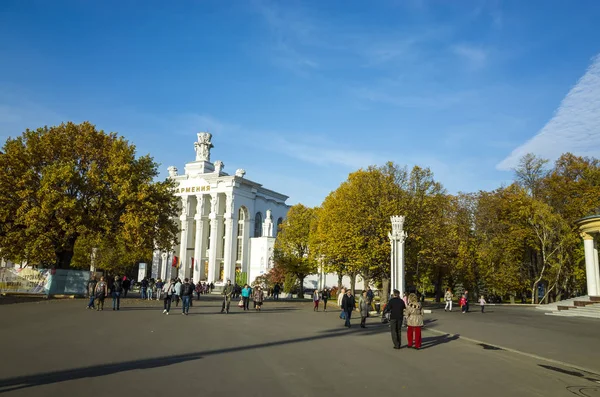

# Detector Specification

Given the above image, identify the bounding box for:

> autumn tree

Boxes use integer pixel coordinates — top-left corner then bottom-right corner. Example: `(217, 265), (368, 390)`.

(273, 204), (317, 298)
(0, 122), (179, 270)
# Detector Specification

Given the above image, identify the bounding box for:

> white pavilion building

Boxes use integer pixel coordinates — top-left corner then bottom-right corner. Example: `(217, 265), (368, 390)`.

(151, 132), (290, 286)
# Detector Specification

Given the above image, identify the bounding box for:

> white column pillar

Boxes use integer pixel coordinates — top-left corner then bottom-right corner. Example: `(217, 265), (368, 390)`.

(583, 234), (598, 296)
(160, 252), (168, 281)
(207, 193), (220, 283)
(193, 194), (206, 284)
(389, 216), (407, 297)
(593, 237), (600, 297)
(223, 193), (236, 283)
(178, 196), (190, 280)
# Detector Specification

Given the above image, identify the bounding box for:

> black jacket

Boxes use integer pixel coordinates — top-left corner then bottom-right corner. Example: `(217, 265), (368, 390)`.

(342, 294), (356, 312)
(385, 297), (406, 320)
(112, 280), (123, 293)
(321, 290), (329, 300)
(181, 282), (194, 296)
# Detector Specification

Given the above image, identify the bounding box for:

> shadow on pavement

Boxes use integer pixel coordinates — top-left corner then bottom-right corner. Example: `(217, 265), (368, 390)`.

(420, 334), (460, 350)
(0, 324), (396, 393)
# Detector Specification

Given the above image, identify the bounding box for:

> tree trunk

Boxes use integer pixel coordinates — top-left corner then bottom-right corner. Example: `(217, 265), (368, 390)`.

(381, 278), (390, 307)
(55, 235), (77, 269)
(337, 273), (343, 290)
(55, 249), (74, 269)
(362, 274), (371, 293)
(350, 273), (356, 296)
(298, 275), (305, 299)
(435, 269), (443, 303)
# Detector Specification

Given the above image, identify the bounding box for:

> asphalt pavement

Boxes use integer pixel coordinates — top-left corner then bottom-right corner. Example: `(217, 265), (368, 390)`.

(0, 296), (598, 397)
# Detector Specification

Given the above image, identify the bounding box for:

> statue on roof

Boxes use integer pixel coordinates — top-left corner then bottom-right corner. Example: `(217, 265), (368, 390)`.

(194, 132), (213, 162)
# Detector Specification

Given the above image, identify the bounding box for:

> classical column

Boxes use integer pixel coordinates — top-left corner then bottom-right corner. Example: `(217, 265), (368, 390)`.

(594, 238), (600, 296)
(389, 216), (407, 297)
(582, 233), (599, 296)
(207, 193), (220, 283)
(222, 193), (236, 283)
(178, 196), (190, 280)
(193, 194), (206, 284)
(160, 252), (168, 281)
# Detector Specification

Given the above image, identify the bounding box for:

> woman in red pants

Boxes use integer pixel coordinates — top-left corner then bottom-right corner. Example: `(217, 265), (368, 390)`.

(405, 293), (424, 349)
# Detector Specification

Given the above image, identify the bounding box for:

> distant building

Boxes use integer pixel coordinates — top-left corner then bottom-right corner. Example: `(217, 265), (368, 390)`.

(151, 133), (289, 285)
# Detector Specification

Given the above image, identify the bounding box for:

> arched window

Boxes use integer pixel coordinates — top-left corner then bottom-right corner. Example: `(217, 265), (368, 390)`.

(254, 212), (263, 237)
(276, 217), (283, 235)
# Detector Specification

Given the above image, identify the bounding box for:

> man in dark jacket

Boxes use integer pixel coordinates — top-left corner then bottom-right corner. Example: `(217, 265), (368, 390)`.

(385, 289), (407, 349)
(122, 277), (131, 298)
(180, 278), (194, 315)
(341, 289), (356, 328)
(111, 276), (123, 311)
(86, 276), (97, 309)
(221, 280), (234, 314)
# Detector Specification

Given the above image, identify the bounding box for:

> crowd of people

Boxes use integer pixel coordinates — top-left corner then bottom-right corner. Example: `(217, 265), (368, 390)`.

(86, 273), (485, 350)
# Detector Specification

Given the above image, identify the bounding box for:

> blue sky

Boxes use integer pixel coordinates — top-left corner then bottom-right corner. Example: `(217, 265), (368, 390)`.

(1, 0), (599, 206)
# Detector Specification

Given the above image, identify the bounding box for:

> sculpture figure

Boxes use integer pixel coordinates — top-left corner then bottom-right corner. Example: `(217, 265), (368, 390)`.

(194, 132), (213, 162)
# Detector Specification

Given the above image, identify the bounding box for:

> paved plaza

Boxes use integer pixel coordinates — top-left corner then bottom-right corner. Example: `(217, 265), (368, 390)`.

(0, 296), (599, 397)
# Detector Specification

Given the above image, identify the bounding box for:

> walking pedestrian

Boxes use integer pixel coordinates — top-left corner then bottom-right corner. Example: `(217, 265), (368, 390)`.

(174, 278), (182, 307)
(155, 279), (164, 300)
(366, 287), (374, 313)
(196, 281), (202, 301)
(86, 275), (97, 309)
(162, 279), (175, 315)
(405, 293), (424, 349)
(122, 276), (130, 298)
(313, 289), (321, 312)
(338, 288), (346, 320)
(402, 292), (409, 327)
(479, 295), (486, 313)
(147, 278), (155, 300)
(221, 280), (234, 313)
(359, 290), (369, 328)
(460, 294), (467, 313)
(94, 276), (108, 311)
(341, 289), (356, 328)
(464, 290), (470, 312)
(321, 288), (329, 312)
(139, 278), (147, 299)
(111, 276), (122, 311)
(253, 286), (264, 311)
(180, 278), (194, 315)
(444, 288), (453, 312)
(384, 289), (407, 349)
(273, 283), (280, 300)
(241, 284), (251, 311)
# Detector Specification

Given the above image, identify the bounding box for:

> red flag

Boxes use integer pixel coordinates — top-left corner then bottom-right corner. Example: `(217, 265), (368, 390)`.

(172, 256), (179, 268)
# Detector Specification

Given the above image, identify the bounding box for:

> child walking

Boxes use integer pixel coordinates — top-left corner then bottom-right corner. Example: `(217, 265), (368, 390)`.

(479, 295), (486, 313)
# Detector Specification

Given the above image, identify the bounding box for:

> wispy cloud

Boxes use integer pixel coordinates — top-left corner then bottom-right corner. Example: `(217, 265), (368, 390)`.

(452, 44), (488, 69)
(354, 86), (477, 109)
(497, 54), (600, 170)
(268, 135), (380, 169)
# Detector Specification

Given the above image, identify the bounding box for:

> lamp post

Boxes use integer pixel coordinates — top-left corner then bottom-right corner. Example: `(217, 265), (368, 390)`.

(388, 216), (407, 297)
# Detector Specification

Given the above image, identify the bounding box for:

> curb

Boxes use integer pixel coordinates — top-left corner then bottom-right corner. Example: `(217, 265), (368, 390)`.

(425, 327), (600, 377)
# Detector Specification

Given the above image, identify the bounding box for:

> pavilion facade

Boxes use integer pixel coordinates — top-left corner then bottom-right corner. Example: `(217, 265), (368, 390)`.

(151, 132), (289, 285)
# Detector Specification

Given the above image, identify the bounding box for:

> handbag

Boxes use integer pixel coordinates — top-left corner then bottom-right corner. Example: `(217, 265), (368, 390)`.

(238, 298), (244, 308)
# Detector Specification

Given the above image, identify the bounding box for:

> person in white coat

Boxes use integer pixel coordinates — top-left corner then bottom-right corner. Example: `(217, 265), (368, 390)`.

(444, 288), (453, 312)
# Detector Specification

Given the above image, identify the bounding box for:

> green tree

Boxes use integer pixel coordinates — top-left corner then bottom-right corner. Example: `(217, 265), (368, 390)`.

(0, 122), (179, 269)
(273, 204), (317, 298)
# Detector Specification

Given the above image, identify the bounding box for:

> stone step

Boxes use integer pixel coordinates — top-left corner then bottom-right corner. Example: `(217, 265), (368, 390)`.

(570, 305), (600, 313)
(590, 296), (600, 302)
(574, 300), (597, 306)
(557, 305), (576, 311)
(546, 311), (600, 319)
